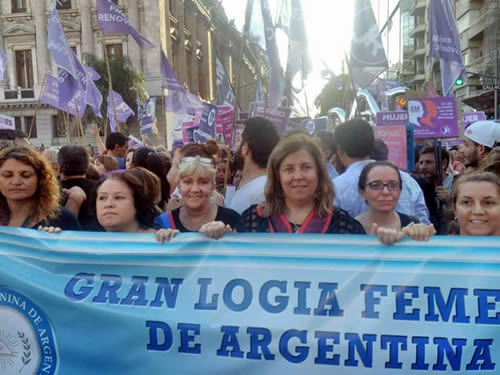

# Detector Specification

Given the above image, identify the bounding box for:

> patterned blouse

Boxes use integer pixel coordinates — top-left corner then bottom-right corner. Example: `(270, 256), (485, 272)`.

(235, 204), (366, 234)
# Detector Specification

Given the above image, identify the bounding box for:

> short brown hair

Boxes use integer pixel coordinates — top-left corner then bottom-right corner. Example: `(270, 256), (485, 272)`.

(263, 135), (334, 217)
(95, 155), (120, 173)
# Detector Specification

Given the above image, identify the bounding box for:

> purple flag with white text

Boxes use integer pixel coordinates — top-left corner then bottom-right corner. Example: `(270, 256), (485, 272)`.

(56, 68), (79, 109)
(0, 48), (7, 81)
(428, 0), (465, 96)
(349, 0), (388, 88)
(97, 0), (154, 49)
(41, 73), (86, 118)
(85, 65), (101, 81)
(107, 90), (134, 132)
(48, 5), (76, 78)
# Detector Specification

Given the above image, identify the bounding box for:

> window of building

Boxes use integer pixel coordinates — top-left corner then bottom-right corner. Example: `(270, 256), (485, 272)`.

(24, 116), (36, 138)
(52, 115), (67, 138)
(11, 0), (26, 13)
(14, 117), (22, 132)
(56, 0), (72, 10)
(106, 44), (123, 59)
(15, 50), (33, 89)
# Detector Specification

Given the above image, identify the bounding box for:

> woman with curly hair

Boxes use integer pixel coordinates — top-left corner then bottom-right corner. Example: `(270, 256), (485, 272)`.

(0, 146), (80, 230)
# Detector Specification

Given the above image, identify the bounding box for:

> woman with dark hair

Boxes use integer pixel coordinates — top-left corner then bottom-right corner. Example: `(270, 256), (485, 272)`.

(201, 134), (365, 238)
(132, 147), (171, 211)
(94, 171), (175, 242)
(125, 148), (136, 170)
(0, 146), (80, 230)
(356, 161), (435, 244)
(450, 171), (500, 236)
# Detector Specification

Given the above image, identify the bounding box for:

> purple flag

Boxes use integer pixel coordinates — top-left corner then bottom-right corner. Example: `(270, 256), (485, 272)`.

(97, 0), (154, 49)
(85, 65), (101, 81)
(41, 73), (86, 118)
(56, 68), (79, 109)
(349, 0), (388, 88)
(260, 0), (284, 109)
(107, 90), (134, 132)
(428, 0), (465, 96)
(160, 49), (190, 114)
(0, 48), (7, 81)
(48, 5), (76, 78)
(281, 0), (311, 87)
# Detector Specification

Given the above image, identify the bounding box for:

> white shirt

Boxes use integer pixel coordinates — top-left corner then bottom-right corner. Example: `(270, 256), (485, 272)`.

(333, 160), (430, 224)
(228, 175), (267, 214)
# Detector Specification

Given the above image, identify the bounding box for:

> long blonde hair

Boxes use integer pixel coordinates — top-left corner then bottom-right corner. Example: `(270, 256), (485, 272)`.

(263, 134), (334, 217)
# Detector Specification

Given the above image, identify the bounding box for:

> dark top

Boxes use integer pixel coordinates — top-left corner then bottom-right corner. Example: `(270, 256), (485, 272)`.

(397, 212), (419, 227)
(170, 206), (241, 232)
(236, 204), (366, 234)
(60, 178), (104, 231)
(31, 208), (82, 231)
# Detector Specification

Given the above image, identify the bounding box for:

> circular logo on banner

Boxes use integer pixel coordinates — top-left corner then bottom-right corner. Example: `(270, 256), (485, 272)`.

(0, 287), (58, 375)
(208, 109), (216, 128)
(306, 120), (316, 134)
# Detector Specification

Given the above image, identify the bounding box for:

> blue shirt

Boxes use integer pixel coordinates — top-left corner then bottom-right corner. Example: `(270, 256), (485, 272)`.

(333, 160), (430, 224)
(326, 162), (339, 179)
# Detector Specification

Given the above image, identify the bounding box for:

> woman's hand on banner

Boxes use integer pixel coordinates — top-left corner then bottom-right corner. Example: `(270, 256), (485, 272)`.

(200, 221), (232, 240)
(156, 229), (179, 243)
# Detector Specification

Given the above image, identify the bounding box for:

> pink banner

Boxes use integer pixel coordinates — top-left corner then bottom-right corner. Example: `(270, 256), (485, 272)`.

(374, 125), (408, 170)
(182, 121), (198, 144)
(216, 106), (233, 145)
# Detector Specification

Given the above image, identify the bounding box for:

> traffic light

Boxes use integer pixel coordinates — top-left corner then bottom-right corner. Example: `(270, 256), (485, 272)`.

(455, 77), (464, 86)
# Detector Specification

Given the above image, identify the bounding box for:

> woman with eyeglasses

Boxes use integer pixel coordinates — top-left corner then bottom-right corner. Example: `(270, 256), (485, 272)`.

(155, 155), (240, 234)
(356, 161), (436, 244)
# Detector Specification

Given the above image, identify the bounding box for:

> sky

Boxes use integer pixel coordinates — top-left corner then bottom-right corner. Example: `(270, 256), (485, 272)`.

(221, 1), (355, 117)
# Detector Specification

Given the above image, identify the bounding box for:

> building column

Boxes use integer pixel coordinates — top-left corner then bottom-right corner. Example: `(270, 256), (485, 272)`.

(191, 13), (199, 95)
(32, 0), (49, 86)
(142, 0), (162, 95)
(0, 1), (8, 88)
(177, 2), (187, 84)
(126, 0), (141, 70)
(80, 0), (95, 56)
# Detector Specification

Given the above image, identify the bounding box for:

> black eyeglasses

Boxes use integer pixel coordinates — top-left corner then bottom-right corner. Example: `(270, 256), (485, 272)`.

(366, 181), (401, 192)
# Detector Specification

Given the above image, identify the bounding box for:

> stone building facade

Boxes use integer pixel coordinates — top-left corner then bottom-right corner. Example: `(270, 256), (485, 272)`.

(0, 0), (261, 147)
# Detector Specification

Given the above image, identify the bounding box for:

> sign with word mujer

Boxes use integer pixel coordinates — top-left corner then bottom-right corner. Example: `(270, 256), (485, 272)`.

(408, 97), (459, 138)
(0, 228), (499, 374)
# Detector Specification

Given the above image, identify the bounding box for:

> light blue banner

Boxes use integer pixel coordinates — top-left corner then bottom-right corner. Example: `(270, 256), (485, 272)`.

(0, 228), (499, 374)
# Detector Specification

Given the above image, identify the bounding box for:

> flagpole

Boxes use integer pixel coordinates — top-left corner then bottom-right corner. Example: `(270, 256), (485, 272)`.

(28, 75), (48, 140)
(344, 52), (362, 118)
(102, 39), (121, 133)
(300, 57), (310, 118)
(73, 98), (86, 144)
(224, 0), (252, 195)
(64, 107), (73, 144)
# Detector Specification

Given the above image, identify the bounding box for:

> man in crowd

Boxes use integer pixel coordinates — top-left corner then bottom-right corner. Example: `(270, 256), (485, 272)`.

(462, 120), (500, 171)
(58, 145), (103, 231)
(333, 120), (430, 224)
(92, 124), (129, 169)
(228, 116), (280, 214)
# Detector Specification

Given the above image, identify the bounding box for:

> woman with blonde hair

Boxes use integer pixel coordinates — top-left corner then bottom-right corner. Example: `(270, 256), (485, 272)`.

(0, 146), (80, 230)
(450, 171), (500, 236)
(156, 155), (239, 232)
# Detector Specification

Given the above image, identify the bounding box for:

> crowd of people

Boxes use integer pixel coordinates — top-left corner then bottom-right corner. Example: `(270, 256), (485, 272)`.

(0, 116), (498, 245)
